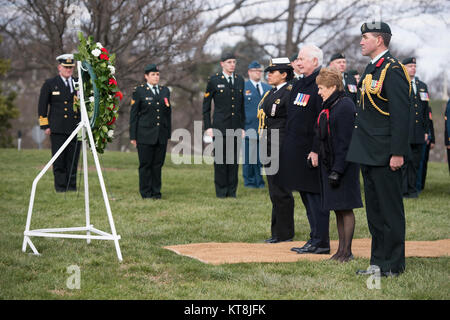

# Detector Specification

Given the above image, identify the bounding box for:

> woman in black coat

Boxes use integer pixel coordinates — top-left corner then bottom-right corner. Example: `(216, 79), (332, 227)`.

(314, 68), (363, 262)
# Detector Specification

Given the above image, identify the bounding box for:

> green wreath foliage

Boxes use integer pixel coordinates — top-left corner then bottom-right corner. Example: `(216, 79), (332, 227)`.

(73, 32), (122, 153)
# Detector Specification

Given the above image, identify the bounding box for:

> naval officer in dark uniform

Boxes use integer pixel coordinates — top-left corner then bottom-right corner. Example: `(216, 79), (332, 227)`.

(402, 57), (431, 198)
(347, 22), (411, 277)
(257, 58), (295, 243)
(130, 64), (172, 199)
(202, 52), (246, 198)
(38, 54), (81, 192)
(328, 53), (358, 105)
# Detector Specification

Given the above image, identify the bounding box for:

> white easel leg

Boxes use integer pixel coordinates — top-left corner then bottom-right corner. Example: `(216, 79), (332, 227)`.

(82, 127), (91, 244)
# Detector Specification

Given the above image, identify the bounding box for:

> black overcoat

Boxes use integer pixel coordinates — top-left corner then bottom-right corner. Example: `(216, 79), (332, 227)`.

(275, 68), (323, 193)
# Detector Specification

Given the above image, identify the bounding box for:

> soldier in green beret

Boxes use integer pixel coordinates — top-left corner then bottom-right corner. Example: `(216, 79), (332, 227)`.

(202, 52), (246, 198)
(328, 53), (358, 105)
(402, 57), (432, 197)
(130, 64), (172, 199)
(347, 21), (410, 277)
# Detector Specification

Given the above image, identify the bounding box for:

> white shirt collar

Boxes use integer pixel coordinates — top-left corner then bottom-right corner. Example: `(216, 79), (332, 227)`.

(250, 79), (261, 87)
(371, 49), (389, 64)
(275, 82), (287, 91)
(223, 71), (234, 80)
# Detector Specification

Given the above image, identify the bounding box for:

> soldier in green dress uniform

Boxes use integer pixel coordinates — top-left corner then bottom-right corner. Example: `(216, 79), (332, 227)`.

(347, 22), (411, 277)
(202, 52), (246, 198)
(130, 64), (172, 199)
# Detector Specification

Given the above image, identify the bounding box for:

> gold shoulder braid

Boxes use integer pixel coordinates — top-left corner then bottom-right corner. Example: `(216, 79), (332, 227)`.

(257, 90), (271, 136)
(361, 62), (412, 116)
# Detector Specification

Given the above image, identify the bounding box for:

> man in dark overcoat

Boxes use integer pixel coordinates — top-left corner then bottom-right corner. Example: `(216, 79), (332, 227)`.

(347, 22), (410, 277)
(38, 54), (81, 192)
(276, 45), (331, 254)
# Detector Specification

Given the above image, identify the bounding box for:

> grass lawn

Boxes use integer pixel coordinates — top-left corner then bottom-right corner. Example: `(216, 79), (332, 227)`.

(0, 148), (449, 300)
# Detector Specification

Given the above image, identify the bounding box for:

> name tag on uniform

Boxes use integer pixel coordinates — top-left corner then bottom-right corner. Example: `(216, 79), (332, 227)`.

(347, 84), (357, 93)
(52, 91), (60, 95)
(419, 92), (429, 101)
(146, 97), (153, 101)
(217, 84), (225, 88)
(271, 104), (277, 116)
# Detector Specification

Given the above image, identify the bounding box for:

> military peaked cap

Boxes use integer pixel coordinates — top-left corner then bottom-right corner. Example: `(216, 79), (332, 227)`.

(56, 54), (75, 67)
(264, 57), (293, 72)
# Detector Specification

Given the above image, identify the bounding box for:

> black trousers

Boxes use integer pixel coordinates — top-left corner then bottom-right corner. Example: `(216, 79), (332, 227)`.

(267, 174), (294, 240)
(137, 142), (167, 198)
(361, 165), (406, 273)
(213, 135), (241, 198)
(402, 144), (422, 196)
(297, 191), (330, 248)
(50, 133), (81, 192)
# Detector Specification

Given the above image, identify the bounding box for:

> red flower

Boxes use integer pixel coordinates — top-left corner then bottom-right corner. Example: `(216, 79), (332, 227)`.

(100, 54), (109, 61)
(109, 78), (117, 86)
(101, 48), (109, 54)
(107, 116), (116, 126)
(107, 105), (116, 111)
(115, 91), (123, 101)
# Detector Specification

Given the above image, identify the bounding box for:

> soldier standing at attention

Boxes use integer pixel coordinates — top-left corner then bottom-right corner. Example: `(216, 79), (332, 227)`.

(347, 22), (411, 277)
(328, 53), (358, 106)
(242, 61), (271, 188)
(38, 54), (81, 192)
(402, 57), (431, 198)
(130, 64), (172, 199)
(203, 52), (246, 198)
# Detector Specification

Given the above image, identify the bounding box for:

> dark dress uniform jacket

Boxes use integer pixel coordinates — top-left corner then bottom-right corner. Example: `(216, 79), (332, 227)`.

(346, 52), (410, 165)
(129, 84), (171, 145)
(203, 73), (245, 133)
(275, 68), (323, 193)
(343, 72), (358, 106)
(38, 76), (79, 133)
(409, 77), (430, 145)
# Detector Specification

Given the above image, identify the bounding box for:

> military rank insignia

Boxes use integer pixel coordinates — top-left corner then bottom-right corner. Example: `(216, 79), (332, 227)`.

(347, 84), (357, 93)
(164, 97), (170, 107)
(419, 92), (429, 101)
(294, 93), (310, 106)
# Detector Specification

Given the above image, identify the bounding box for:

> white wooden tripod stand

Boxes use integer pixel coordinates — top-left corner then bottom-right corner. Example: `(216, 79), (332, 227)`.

(22, 61), (123, 261)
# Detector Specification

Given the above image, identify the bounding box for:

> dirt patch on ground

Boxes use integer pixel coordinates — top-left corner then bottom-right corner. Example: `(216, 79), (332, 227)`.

(164, 238), (450, 265)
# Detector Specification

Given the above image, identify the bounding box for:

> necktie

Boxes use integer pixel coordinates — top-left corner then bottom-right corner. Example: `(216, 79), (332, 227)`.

(412, 81), (417, 95)
(256, 83), (262, 98)
(154, 85), (159, 95)
(65, 78), (73, 93)
(228, 76), (233, 87)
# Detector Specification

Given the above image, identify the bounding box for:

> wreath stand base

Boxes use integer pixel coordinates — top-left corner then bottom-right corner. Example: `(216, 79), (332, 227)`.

(22, 61), (123, 262)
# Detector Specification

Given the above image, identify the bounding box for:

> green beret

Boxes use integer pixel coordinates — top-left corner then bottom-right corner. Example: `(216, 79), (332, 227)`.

(144, 64), (159, 73)
(361, 21), (391, 35)
(329, 53), (345, 63)
(347, 69), (358, 76)
(402, 57), (416, 65)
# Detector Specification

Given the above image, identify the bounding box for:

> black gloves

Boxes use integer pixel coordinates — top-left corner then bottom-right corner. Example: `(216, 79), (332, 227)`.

(328, 171), (341, 188)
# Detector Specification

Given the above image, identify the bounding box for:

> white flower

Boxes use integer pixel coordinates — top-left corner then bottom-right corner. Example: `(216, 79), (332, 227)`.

(108, 65), (116, 75)
(91, 48), (101, 57)
(89, 96), (95, 103)
(107, 130), (114, 138)
(96, 42), (103, 49)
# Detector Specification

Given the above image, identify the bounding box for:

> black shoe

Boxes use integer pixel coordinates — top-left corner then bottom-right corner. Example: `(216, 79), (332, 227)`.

(265, 238), (293, 244)
(381, 271), (400, 278)
(290, 240), (312, 253)
(356, 265), (381, 276)
(296, 245), (330, 254)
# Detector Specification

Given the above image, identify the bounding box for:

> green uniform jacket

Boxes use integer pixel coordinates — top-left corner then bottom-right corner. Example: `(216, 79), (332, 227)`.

(347, 51), (411, 166)
(409, 77), (430, 145)
(129, 83), (171, 145)
(202, 72), (245, 133)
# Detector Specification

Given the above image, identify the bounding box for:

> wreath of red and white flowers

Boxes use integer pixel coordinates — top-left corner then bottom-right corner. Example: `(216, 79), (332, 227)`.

(73, 33), (122, 153)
